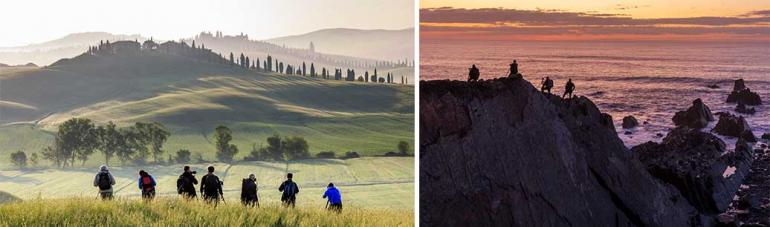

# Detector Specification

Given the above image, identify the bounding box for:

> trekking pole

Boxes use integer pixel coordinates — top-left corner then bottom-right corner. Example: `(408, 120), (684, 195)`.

(325, 200), (329, 209)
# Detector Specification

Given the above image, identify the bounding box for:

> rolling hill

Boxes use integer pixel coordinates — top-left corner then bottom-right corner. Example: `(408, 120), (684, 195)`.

(267, 28), (414, 62)
(0, 32), (146, 66)
(0, 41), (414, 166)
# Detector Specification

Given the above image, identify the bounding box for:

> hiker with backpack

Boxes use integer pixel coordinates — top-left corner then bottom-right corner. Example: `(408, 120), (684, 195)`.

(93, 165), (116, 200)
(177, 166), (198, 199)
(200, 166), (224, 205)
(467, 64), (480, 82)
(278, 173), (300, 207)
(137, 170), (157, 200)
(241, 173), (259, 207)
(323, 182), (342, 213)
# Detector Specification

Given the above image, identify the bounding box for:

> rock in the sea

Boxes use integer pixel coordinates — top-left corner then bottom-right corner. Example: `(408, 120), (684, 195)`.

(622, 115), (640, 129)
(713, 113), (756, 142)
(733, 79), (746, 92)
(673, 98), (714, 129)
(707, 84), (720, 89)
(421, 78), (697, 226)
(763, 133), (770, 140)
(736, 102), (756, 114)
(631, 127), (753, 214)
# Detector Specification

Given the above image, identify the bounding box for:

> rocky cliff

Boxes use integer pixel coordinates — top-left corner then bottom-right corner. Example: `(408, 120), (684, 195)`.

(420, 78), (698, 226)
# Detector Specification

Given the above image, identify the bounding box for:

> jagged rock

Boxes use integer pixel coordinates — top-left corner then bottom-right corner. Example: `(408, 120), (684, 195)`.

(631, 127), (753, 214)
(734, 79), (747, 92)
(762, 133), (770, 140)
(713, 113), (757, 142)
(623, 115), (640, 129)
(673, 98), (714, 129)
(421, 78), (697, 226)
(736, 103), (756, 114)
(707, 84), (720, 89)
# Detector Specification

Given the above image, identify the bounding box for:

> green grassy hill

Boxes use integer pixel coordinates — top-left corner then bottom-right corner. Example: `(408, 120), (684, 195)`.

(0, 191), (20, 204)
(0, 50), (413, 166)
(0, 198), (413, 226)
(0, 157), (413, 209)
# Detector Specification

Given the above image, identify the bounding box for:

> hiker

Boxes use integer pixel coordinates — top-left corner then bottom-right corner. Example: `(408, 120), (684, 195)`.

(278, 173), (300, 207)
(138, 170), (157, 200)
(323, 183), (342, 213)
(467, 64), (480, 82)
(241, 173), (259, 207)
(200, 166), (224, 205)
(177, 166), (198, 199)
(93, 165), (116, 200)
(508, 60), (520, 79)
(541, 77), (553, 94)
(563, 78), (575, 99)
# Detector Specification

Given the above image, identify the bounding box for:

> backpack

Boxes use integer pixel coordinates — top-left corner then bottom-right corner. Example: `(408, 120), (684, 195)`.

(203, 174), (220, 194)
(141, 176), (154, 191)
(97, 172), (112, 190)
(283, 181), (297, 197)
(176, 176), (187, 194)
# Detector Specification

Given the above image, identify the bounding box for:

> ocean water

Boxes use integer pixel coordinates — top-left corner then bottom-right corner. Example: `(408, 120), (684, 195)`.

(421, 40), (770, 148)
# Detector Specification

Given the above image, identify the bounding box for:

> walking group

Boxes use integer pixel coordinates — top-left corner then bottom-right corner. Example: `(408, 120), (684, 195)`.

(467, 59), (577, 99)
(92, 165), (344, 213)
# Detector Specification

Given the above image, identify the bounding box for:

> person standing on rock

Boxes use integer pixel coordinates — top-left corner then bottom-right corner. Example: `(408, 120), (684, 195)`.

(542, 77), (554, 94)
(563, 78), (575, 99)
(508, 60), (522, 79)
(468, 64), (480, 82)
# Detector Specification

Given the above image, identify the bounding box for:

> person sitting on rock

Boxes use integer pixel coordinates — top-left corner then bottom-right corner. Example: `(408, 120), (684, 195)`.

(563, 79), (575, 99)
(468, 65), (480, 82)
(542, 77), (553, 94)
(508, 60), (521, 79)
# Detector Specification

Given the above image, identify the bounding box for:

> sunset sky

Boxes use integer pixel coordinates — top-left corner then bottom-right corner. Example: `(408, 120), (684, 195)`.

(0, 0), (414, 47)
(421, 0), (770, 42)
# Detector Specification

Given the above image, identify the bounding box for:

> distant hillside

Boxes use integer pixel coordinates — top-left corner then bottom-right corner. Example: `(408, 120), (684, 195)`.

(0, 32), (147, 66)
(0, 191), (20, 203)
(0, 40), (413, 161)
(267, 28), (414, 62)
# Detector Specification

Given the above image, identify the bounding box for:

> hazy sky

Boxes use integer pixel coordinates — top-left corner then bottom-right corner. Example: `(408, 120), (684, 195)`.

(421, 0), (770, 42)
(1, 0), (415, 47)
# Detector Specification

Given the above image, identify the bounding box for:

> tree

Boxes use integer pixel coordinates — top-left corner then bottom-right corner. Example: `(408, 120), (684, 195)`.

(176, 149), (191, 163)
(214, 125), (238, 162)
(135, 122), (170, 163)
(96, 121), (120, 165)
(29, 152), (39, 166)
(57, 118), (99, 166)
(10, 151), (27, 169)
(229, 52), (234, 64)
(310, 63), (316, 77)
(398, 141), (410, 155)
(265, 134), (284, 161)
(284, 136), (309, 160)
(302, 62), (306, 76)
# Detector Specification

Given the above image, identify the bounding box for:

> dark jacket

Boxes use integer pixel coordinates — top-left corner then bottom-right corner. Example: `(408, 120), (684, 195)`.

(200, 173), (223, 197)
(241, 179), (258, 202)
(179, 172), (198, 196)
(278, 179), (299, 201)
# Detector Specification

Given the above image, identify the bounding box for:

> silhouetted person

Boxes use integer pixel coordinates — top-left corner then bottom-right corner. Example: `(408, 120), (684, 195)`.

(241, 173), (259, 207)
(138, 170), (157, 200)
(323, 183), (342, 213)
(542, 77), (553, 94)
(563, 79), (575, 99)
(279, 173), (300, 207)
(93, 165), (116, 200)
(200, 166), (223, 205)
(468, 65), (480, 82)
(509, 60), (521, 79)
(177, 166), (198, 199)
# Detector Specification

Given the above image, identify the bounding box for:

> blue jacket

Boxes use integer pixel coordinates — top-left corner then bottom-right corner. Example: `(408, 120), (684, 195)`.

(323, 187), (342, 204)
(138, 175), (157, 190)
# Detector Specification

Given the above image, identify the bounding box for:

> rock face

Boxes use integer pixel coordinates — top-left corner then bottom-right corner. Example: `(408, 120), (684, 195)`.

(673, 98), (715, 129)
(735, 103), (756, 114)
(727, 79), (762, 105)
(631, 127), (754, 214)
(420, 78), (697, 226)
(622, 115), (640, 129)
(713, 113), (757, 142)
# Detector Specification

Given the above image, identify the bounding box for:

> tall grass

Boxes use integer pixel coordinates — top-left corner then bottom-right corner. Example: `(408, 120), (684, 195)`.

(0, 198), (414, 226)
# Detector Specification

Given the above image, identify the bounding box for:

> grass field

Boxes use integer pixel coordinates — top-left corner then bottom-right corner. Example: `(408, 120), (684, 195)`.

(0, 157), (413, 209)
(0, 51), (414, 167)
(0, 198), (414, 226)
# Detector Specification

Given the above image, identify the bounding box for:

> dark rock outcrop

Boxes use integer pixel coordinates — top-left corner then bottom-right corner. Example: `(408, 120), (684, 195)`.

(623, 115), (640, 129)
(736, 103), (756, 114)
(421, 78), (697, 226)
(673, 98), (715, 129)
(727, 79), (762, 105)
(763, 133), (770, 140)
(713, 113), (756, 142)
(631, 127), (753, 214)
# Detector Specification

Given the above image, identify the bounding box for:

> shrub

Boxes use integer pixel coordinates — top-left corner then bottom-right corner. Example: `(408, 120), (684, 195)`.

(341, 151), (360, 159)
(316, 151), (336, 159)
(176, 149), (191, 164)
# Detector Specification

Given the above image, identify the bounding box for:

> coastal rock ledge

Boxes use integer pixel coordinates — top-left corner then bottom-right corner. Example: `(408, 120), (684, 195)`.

(420, 78), (699, 226)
